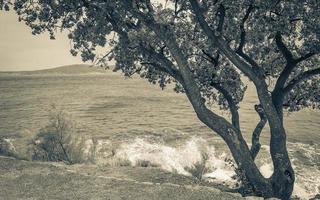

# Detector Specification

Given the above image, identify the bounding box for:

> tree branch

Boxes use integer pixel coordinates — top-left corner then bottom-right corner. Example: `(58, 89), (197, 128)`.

(295, 52), (317, 64)
(283, 67), (320, 94)
(273, 34), (317, 98)
(201, 49), (220, 68)
(201, 49), (240, 130)
(275, 32), (294, 63)
(139, 45), (183, 83)
(211, 82), (240, 131)
(236, 4), (254, 53)
(141, 61), (182, 81)
(235, 4), (260, 69)
(145, 0), (154, 15)
(216, 4), (225, 33)
(189, 0), (262, 82)
(273, 33), (297, 94)
(250, 104), (267, 160)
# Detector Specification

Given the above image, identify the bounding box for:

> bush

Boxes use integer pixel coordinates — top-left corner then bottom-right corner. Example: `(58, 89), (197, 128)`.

(136, 159), (159, 168)
(106, 157), (131, 167)
(29, 107), (87, 164)
(0, 138), (17, 158)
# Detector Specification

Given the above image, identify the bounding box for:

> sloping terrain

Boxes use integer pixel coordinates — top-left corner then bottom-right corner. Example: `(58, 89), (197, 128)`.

(0, 64), (110, 75)
(24, 64), (106, 74)
(0, 156), (256, 200)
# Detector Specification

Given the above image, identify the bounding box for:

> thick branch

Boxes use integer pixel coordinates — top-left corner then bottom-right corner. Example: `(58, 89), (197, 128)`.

(141, 61), (180, 79)
(139, 46), (183, 82)
(283, 67), (320, 94)
(273, 63), (294, 98)
(235, 5), (260, 69)
(273, 33), (296, 108)
(200, 49), (240, 130)
(236, 4), (253, 53)
(211, 82), (240, 131)
(275, 32), (294, 63)
(216, 4), (225, 33)
(250, 104), (267, 160)
(273, 36), (317, 98)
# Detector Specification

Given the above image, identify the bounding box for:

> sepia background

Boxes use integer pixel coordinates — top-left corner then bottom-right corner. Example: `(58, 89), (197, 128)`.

(0, 7), (320, 200)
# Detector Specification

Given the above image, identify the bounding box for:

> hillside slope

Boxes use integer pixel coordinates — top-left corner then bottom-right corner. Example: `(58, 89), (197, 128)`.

(0, 64), (113, 75)
(0, 156), (258, 200)
(24, 64), (108, 74)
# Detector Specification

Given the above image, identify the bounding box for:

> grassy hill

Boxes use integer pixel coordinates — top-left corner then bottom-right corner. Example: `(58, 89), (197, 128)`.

(0, 64), (113, 75)
(29, 64), (106, 74)
(0, 156), (258, 200)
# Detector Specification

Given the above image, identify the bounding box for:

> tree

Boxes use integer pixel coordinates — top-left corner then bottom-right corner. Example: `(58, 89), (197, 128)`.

(1, 0), (319, 199)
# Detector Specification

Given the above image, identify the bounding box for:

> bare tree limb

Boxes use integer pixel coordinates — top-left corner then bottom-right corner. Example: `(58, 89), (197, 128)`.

(216, 4), (225, 33)
(200, 48), (240, 130)
(273, 33), (297, 95)
(211, 82), (240, 131)
(235, 4), (260, 69)
(139, 45), (183, 83)
(250, 104), (267, 160)
(236, 4), (254, 53)
(275, 32), (294, 63)
(201, 49), (220, 67)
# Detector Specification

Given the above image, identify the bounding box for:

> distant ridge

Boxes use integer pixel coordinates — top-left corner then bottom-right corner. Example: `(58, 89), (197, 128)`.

(25, 64), (109, 74)
(1, 64), (114, 75)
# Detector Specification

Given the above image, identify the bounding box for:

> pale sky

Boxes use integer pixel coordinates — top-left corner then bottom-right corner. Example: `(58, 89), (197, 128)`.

(0, 10), (83, 71)
(0, 1), (168, 72)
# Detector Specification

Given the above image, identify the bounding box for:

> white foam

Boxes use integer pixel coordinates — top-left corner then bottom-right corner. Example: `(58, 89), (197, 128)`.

(259, 162), (273, 178)
(114, 137), (237, 184)
(1, 138), (16, 152)
(88, 136), (320, 199)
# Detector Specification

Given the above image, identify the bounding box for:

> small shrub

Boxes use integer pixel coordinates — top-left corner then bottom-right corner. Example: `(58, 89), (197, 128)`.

(117, 158), (131, 167)
(107, 157), (131, 167)
(184, 152), (210, 182)
(310, 194), (320, 200)
(136, 159), (159, 167)
(29, 106), (86, 164)
(0, 138), (18, 158)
